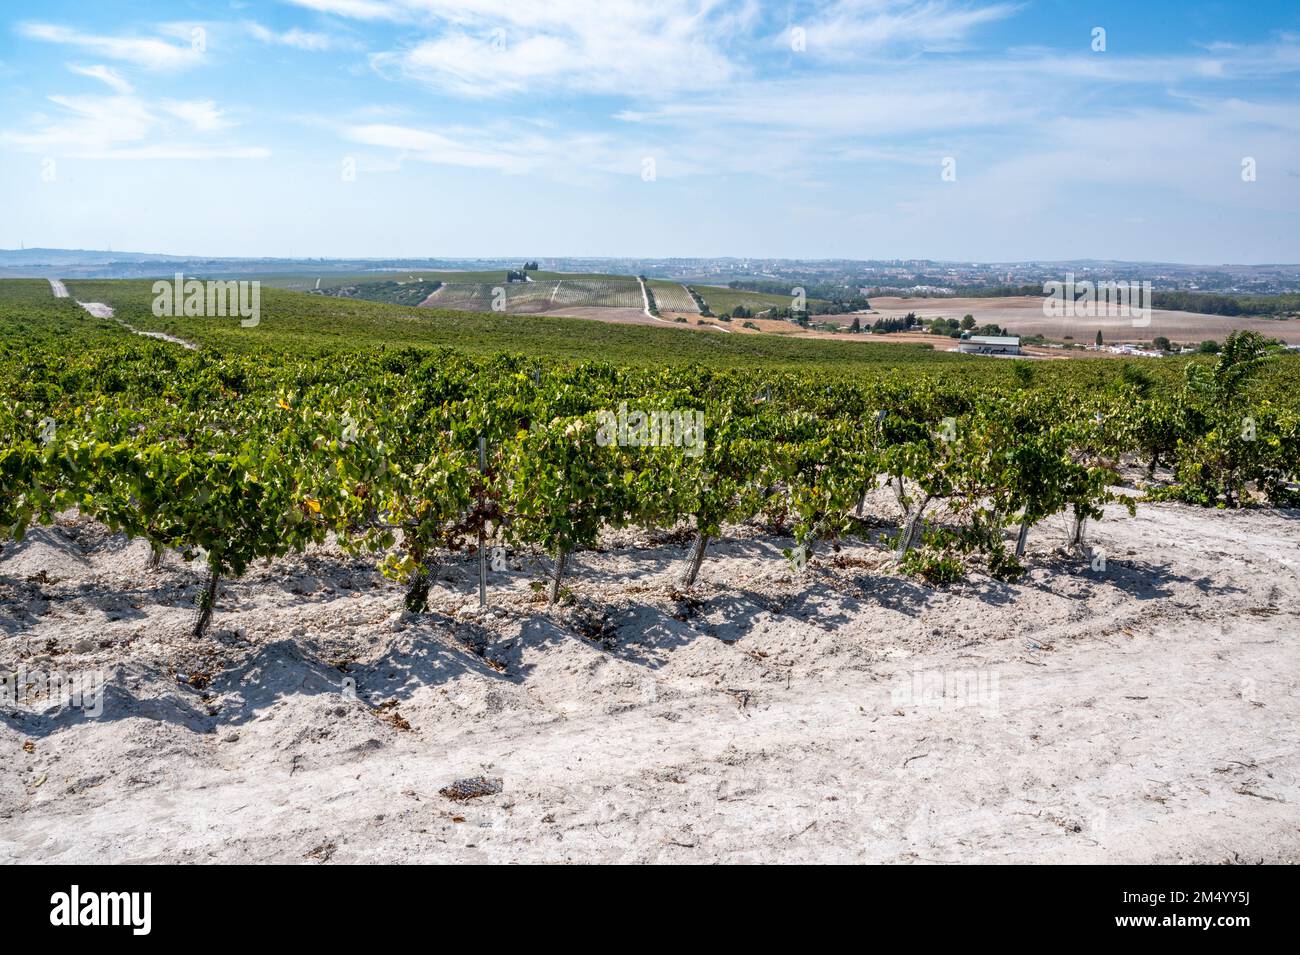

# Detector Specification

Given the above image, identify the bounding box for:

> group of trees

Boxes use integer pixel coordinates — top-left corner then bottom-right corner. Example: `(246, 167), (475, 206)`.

(928, 314), (1008, 338)
(870, 316), (912, 334)
(1150, 290), (1300, 319)
(684, 287), (712, 316)
(2, 331), (1295, 639)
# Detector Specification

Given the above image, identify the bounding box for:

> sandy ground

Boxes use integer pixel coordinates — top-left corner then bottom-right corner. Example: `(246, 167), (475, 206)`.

(861, 296), (1300, 345)
(2, 493), (1297, 864)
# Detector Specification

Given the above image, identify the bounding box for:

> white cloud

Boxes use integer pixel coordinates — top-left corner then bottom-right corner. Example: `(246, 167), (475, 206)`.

(68, 63), (133, 93)
(341, 29), (1300, 202)
(340, 119), (709, 182)
(289, 0), (1017, 98)
(18, 22), (204, 70)
(282, 0), (401, 20)
(344, 122), (535, 173)
(72, 144), (271, 160)
(5, 94), (155, 152)
(795, 0), (1020, 56)
(616, 75), (1029, 135)
(1, 91), (262, 160)
(367, 1), (746, 97)
(160, 99), (229, 132)
(246, 21), (352, 51)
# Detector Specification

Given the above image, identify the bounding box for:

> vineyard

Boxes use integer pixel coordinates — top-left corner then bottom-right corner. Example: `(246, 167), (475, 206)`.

(421, 277), (646, 313)
(647, 281), (700, 313)
(4, 276), (1300, 864)
(548, 278), (644, 310)
(3, 277), (1297, 642)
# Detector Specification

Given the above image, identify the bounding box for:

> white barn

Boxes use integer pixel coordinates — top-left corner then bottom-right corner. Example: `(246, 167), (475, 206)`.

(958, 335), (1020, 355)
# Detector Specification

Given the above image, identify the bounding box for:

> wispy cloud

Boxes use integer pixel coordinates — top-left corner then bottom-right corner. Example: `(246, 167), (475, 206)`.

(291, 0), (1016, 98)
(5, 94), (155, 152)
(67, 63), (133, 94)
(246, 20), (355, 51)
(793, 0), (1019, 56)
(1, 91), (261, 160)
(18, 21), (205, 70)
(159, 99), (230, 132)
(344, 122), (537, 173)
(340, 118), (712, 183)
(283, 0), (401, 20)
(367, 1), (747, 97)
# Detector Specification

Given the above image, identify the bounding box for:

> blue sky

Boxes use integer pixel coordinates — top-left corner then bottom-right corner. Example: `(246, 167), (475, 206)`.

(1, 0), (1298, 262)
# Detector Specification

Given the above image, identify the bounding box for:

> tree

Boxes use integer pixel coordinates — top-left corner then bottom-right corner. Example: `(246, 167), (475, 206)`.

(849, 317), (861, 333)
(960, 315), (975, 330)
(1153, 335), (1172, 352)
(506, 414), (627, 605)
(1095, 330), (1104, 347)
(675, 406), (776, 587)
(1198, 340), (1221, 354)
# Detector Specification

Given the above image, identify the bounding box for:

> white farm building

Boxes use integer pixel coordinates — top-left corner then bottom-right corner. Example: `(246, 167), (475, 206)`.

(958, 335), (1021, 356)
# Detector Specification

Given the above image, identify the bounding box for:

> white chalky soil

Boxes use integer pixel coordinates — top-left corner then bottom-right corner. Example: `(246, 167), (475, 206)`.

(2, 497), (1297, 863)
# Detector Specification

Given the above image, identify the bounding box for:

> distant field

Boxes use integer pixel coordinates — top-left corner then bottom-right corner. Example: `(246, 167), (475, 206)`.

(863, 296), (1300, 345)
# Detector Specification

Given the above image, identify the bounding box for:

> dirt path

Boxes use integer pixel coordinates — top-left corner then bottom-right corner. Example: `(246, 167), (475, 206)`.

(56, 289), (200, 351)
(417, 285), (446, 307)
(2, 500), (1297, 863)
(636, 273), (668, 324)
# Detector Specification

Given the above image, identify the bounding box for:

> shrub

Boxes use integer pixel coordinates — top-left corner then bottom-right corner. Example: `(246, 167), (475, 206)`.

(899, 546), (964, 586)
